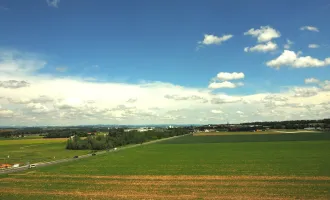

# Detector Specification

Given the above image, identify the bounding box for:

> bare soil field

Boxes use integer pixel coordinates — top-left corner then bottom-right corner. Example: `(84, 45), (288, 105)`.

(1, 174), (329, 200)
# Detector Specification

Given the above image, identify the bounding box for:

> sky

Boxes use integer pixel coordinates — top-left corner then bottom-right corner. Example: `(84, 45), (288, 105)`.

(0, 0), (330, 126)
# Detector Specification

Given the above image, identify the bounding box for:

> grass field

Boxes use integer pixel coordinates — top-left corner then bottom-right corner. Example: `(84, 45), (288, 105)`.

(0, 138), (90, 164)
(194, 130), (319, 136)
(1, 132), (330, 199)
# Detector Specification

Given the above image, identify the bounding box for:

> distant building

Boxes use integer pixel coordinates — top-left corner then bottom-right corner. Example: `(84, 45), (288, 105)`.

(204, 129), (216, 132)
(0, 164), (12, 169)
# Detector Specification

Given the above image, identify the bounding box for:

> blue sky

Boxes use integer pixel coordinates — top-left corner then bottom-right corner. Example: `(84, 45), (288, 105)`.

(0, 0), (330, 125)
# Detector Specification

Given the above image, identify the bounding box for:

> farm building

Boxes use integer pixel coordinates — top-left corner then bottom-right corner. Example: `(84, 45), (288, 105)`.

(204, 129), (216, 132)
(0, 164), (12, 169)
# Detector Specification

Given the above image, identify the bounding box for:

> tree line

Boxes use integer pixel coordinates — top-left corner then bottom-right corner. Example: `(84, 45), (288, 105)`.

(240, 118), (330, 129)
(66, 128), (190, 150)
(0, 127), (107, 138)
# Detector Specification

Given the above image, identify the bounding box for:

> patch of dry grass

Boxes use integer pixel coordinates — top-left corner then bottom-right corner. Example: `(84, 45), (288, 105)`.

(1, 174), (329, 199)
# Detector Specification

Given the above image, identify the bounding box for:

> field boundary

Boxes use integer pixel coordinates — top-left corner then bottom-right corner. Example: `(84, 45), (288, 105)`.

(0, 133), (192, 174)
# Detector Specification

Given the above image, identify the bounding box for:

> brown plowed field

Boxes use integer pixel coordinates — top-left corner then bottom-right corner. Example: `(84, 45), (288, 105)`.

(1, 174), (329, 199)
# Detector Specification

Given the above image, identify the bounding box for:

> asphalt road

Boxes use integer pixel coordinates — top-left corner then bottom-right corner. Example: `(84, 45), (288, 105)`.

(0, 133), (191, 174)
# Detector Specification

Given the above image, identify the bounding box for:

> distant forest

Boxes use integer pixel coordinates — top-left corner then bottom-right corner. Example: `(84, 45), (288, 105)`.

(66, 128), (190, 150)
(0, 118), (329, 138)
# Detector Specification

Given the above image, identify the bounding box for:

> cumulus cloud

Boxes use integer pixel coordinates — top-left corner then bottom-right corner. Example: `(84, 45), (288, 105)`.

(266, 50), (330, 68)
(236, 111), (244, 114)
(210, 96), (241, 104)
(263, 95), (288, 102)
(305, 78), (320, 84)
(292, 87), (320, 97)
(244, 26), (281, 43)
(284, 39), (294, 49)
(0, 50), (46, 75)
(7, 95), (54, 104)
(216, 72), (245, 81)
(211, 109), (223, 114)
(308, 44), (320, 49)
(209, 72), (245, 89)
(164, 94), (208, 103)
(208, 81), (238, 89)
(1, 48), (330, 125)
(300, 26), (319, 32)
(46, 0), (60, 8)
(26, 103), (50, 113)
(127, 98), (137, 103)
(199, 34), (233, 45)
(244, 41), (278, 52)
(319, 80), (330, 91)
(0, 80), (30, 89)
(0, 109), (14, 118)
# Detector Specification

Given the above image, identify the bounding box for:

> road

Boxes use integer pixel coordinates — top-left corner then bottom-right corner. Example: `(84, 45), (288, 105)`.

(0, 133), (191, 174)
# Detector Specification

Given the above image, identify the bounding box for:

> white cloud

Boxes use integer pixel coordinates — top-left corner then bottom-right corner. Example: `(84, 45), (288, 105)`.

(244, 41), (277, 52)
(208, 81), (237, 89)
(0, 109), (14, 117)
(0, 50), (46, 75)
(263, 95), (288, 102)
(266, 50), (330, 68)
(292, 87), (320, 97)
(26, 103), (50, 113)
(0, 80), (30, 89)
(236, 111), (244, 114)
(211, 96), (241, 104)
(56, 67), (67, 72)
(308, 44), (320, 49)
(164, 94), (208, 103)
(211, 110), (223, 114)
(305, 78), (320, 84)
(284, 39), (294, 49)
(127, 98), (137, 103)
(216, 72), (245, 81)
(7, 95), (54, 104)
(199, 34), (233, 45)
(46, 0), (60, 8)
(319, 80), (330, 91)
(209, 72), (244, 90)
(244, 26), (281, 43)
(300, 26), (319, 32)
(2, 48), (330, 125)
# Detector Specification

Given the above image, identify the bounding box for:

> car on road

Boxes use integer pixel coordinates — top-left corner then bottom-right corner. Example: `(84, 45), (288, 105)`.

(29, 164), (36, 168)
(73, 156), (79, 158)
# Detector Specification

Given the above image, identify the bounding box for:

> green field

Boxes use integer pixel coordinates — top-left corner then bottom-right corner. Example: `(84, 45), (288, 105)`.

(1, 132), (330, 199)
(0, 138), (90, 164)
(194, 130), (320, 136)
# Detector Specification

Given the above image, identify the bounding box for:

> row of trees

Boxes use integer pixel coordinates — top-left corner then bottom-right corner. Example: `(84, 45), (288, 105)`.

(0, 126), (114, 138)
(66, 128), (190, 150)
(240, 119), (330, 129)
